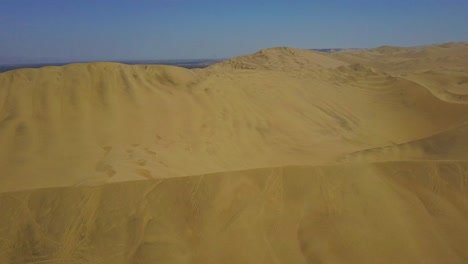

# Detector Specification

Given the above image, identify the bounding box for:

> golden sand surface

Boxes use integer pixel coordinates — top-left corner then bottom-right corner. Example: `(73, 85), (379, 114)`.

(1, 43), (467, 263)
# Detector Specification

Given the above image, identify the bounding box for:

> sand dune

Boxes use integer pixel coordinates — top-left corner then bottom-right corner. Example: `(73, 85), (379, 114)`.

(2, 47), (468, 192)
(1, 43), (468, 263)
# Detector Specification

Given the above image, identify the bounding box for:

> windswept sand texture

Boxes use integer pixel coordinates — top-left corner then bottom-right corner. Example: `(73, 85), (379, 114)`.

(1, 43), (468, 263)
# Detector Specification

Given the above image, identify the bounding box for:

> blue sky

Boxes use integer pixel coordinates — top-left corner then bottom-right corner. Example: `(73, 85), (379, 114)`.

(1, 0), (467, 61)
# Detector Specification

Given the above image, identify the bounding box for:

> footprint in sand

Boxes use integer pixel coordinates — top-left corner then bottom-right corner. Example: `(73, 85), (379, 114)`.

(144, 148), (157, 156)
(102, 146), (113, 154)
(95, 160), (116, 177)
(136, 159), (147, 166)
(136, 169), (153, 179)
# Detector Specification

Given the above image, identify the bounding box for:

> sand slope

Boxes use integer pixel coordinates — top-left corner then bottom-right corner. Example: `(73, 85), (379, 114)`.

(403, 71), (468, 103)
(1, 44), (468, 263)
(1, 164), (467, 264)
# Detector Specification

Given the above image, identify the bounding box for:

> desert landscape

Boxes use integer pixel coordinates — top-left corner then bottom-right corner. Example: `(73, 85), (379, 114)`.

(0, 42), (467, 263)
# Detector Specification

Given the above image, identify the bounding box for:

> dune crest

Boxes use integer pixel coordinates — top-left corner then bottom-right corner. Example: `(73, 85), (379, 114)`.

(206, 47), (347, 72)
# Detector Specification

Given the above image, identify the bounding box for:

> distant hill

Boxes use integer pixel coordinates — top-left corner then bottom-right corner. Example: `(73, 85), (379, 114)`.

(311, 48), (362, 53)
(0, 59), (223, 73)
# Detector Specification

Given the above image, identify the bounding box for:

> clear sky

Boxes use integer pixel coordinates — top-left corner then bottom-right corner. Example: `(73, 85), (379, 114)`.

(1, 0), (467, 61)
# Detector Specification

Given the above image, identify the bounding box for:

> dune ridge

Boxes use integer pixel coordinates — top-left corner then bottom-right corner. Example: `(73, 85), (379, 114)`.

(206, 47), (347, 72)
(331, 42), (468, 75)
(340, 121), (468, 163)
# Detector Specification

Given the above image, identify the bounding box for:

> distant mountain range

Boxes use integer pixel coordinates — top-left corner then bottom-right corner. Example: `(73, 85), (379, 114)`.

(0, 56), (73, 65)
(0, 56), (222, 66)
(0, 48), (360, 73)
(0, 48), (361, 66)
(0, 59), (223, 73)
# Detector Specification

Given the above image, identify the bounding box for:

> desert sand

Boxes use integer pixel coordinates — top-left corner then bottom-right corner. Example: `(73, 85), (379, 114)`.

(0, 43), (467, 263)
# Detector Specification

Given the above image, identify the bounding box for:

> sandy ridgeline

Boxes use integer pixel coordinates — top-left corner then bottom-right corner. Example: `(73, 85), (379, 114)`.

(1, 43), (468, 263)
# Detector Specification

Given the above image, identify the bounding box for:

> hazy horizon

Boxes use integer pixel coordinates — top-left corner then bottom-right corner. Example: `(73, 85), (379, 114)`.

(1, 0), (467, 62)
